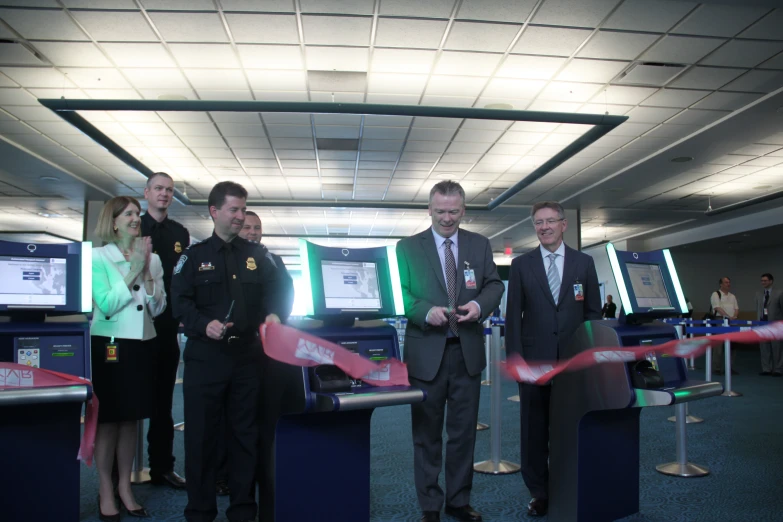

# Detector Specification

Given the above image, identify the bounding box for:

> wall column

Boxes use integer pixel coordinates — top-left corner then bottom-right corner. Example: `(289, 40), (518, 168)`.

(83, 200), (105, 244)
(564, 208), (581, 250)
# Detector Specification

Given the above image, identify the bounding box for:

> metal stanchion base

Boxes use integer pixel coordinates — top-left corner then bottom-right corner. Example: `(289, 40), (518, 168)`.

(175, 377), (183, 384)
(473, 460), (521, 475)
(174, 422), (185, 432)
(655, 462), (710, 477)
(507, 395), (520, 402)
(80, 415), (85, 424)
(130, 468), (151, 484)
(721, 390), (742, 397)
(668, 415), (703, 424)
(476, 422), (489, 431)
(687, 364), (696, 370)
(481, 380), (491, 386)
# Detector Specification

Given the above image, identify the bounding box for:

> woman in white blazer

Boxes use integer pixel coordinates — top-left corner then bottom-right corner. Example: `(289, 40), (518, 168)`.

(91, 196), (166, 521)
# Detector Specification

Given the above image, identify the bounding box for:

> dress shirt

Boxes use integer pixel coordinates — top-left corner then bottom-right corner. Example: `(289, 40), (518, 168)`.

(539, 241), (565, 281)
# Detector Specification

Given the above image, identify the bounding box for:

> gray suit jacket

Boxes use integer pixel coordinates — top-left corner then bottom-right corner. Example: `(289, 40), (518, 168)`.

(505, 244), (602, 362)
(396, 227), (504, 381)
(756, 287), (783, 321)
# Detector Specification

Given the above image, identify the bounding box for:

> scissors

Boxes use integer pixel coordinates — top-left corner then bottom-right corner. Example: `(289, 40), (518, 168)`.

(221, 300), (235, 336)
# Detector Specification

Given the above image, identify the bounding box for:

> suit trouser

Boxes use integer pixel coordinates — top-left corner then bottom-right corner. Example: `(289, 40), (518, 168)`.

(760, 341), (783, 373)
(147, 319), (182, 476)
(518, 382), (551, 499)
(409, 340), (481, 512)
(183, 338), (261, 522)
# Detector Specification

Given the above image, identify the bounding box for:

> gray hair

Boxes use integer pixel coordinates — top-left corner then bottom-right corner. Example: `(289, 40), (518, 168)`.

(531, 200), (565, 220)
(429, 180), (465, 205)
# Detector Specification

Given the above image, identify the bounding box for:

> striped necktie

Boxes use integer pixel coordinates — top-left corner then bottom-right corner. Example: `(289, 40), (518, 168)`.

(547, 253), (560, 304)
(444, 238), (459, 335)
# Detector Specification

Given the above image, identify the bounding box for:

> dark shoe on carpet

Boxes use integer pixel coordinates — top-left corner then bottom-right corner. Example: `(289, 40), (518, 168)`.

(528, 498), (548, 517)
(216, 480), (230, 496)
(760, 371), (771, 376)
(150, 470), (186, 489)
(445, 504), (482, 521)
(122, 502), (150, 518)
(421, 511), (440, 522)
(97, 496), (120, 522)
(772, 372), (782, 377)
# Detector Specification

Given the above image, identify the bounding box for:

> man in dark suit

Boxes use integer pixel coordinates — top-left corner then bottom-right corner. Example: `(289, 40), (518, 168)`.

(396, 180), (504, 522)
(505, 201), (601, 517)
(602, 295), (617, 319)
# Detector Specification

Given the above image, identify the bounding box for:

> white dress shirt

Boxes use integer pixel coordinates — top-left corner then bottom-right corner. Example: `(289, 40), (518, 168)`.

(427, 227), (480, 323)
(540, 241), (565, 281)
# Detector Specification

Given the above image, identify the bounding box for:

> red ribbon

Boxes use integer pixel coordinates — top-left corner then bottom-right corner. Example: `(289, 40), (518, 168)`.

(260, 323), (410, 387)
(0, 363), (98, 466)
(504, 321), (783, 385)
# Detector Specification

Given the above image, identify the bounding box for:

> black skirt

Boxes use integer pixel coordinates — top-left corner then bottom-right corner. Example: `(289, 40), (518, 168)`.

(91, 335), (158, 424)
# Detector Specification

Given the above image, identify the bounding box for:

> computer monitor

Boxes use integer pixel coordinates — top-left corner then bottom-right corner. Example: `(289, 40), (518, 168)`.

(0, 240), (92, 316)
(606, 243), (686, 323)
(299, 240), (404, 321)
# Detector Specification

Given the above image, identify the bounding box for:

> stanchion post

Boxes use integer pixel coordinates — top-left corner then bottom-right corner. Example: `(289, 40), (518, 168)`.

(474, 325), (520, 475)
(130, 420), (151, 483)
(481, 319), (491, 386)
(668, 402), (703, 424)
(721, 339), (742, 397)
(656, 403), (709, 477)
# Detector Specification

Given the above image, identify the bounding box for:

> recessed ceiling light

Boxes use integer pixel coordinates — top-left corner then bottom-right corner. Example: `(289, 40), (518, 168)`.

(158, 94), (188, 101)
(671, 156), (693, 163)
(39, 176), (60, 182)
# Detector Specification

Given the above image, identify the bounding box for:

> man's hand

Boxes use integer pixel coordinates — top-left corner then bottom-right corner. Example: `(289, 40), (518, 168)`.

(426, 306), (449, 326)
(456, 301), (480, 322)
(264, 313), (281, 324)
(206, 319), (233, 340)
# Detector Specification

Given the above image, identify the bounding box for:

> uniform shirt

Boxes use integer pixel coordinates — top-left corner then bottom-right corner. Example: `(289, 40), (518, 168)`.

(710, 290), (738, 318)
(141, 212), (190, 321)
(258, 242), (295, 323)
(170, 232), (282, 341)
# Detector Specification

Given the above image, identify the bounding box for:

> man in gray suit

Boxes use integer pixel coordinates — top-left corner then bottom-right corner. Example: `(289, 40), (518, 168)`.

(756, 273), (782, 376)
(396, 180), (504, 522)
(505, 201), (601, 517)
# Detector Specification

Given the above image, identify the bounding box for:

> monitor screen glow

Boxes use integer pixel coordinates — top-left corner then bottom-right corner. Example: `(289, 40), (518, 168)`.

(321, 260), (382, 310)
(626, 262), (672, 309)
(0, 256), (67, 306)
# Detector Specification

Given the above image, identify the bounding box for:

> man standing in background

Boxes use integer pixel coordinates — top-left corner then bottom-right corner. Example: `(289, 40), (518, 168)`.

(712, 277), (739, 375)
(756, 273), (782, 376)
(602, 295), (617, 319)
(141, 172), (189, 489)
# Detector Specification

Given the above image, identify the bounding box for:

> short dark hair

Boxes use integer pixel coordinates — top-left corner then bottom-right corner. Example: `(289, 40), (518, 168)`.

(245, 210), (259, 218)
(531, 201), (565, 220)
(429, 180), (465, 205)
(208, 181), (247, 210)
(146, 171), (173, 188)
(762, 273), (774, 281)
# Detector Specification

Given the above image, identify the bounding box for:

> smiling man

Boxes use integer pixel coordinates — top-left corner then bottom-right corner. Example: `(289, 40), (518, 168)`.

(396, 180), (504, 522)
(505, 201), (601, 517)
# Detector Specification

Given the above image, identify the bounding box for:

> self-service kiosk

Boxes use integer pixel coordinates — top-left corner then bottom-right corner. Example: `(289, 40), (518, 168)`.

(549, 244), (723, 522)
(261, 240), (425, 522)
(0, 239), (93, 522)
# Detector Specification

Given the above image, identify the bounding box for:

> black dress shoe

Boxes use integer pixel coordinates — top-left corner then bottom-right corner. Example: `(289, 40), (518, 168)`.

(760, 371), (772, 376)
(528, 498), (549, 517)
(216, 479), (230, 496)
(421, 511), (440, 522)
(445, 504), (482, 522)
(773, 372), (782, 377)
(150, 470), (186, 489)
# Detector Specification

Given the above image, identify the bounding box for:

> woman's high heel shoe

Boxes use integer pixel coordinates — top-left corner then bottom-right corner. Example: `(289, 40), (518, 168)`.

(122, 501), (150, 518)
(97, 496), (120, 522)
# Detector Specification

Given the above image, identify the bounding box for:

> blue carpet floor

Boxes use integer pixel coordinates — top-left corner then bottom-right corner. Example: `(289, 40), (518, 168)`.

(78, 349), (783, 521)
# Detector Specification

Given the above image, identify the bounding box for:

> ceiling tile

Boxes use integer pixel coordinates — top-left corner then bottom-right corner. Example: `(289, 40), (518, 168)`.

(367, 73), (428, 95)
(759, 52), (783, 70)
(301, 15), (371, 46)
(556, 59), (628, 83)
(427, 75), (488, 97)
(640, 88), (709, 108)
(701, 40), (783, 68)
(0, 8), (86, 40)
(300, 0), (373, 14)
(142, 0), (216, 8)
(85, 88), (141, 99)
(0, 87), (38, 105)
(590, 85), (656, 105)
(0, 42), (42, 66)
(673, 4), (769, 37)
(305, 46), (369, 72)
(59, 67), (131, 89)
(668, 66), (746, 90)
(253, 90), (308, 101)
(483, 78), (545, 98)
(722, 70), (783, 93)
(457, 0), (536, 22)
(692, 91), (763, 110)
(225, 14), (299, 44)
(379, 0), (455, 18)
(533, 0), (621, 28)
(639, 35), (725, 65)
(0, 67), (75, 88)
(512, 26), (592, 56)
(148, 12), (228, 43)
(123, 68), (189, 89)
(185, 69), (247, 89)
(435, 52), (503, 76)
(739, 9), (783, 40)
(375, 18), (448, 49)
(310, 91), (364, 103)
(168, 44), (240, 69)
(444, 21), (521, 52)
(420, 95), (476, 108)
(370, 49), (436, 74)
(72, 11), (159, 42)
(101, 43), (175, 68)
(497, 55), (565, 80)
(140, 88), (197, 100)
(665, 109), (730, 126)
(237, 45), (302, 69)
(364, 93), (420, 105)
(604, 0), (696, 32)
(537, 81), (602, 103)
(578, 31), (659, 60)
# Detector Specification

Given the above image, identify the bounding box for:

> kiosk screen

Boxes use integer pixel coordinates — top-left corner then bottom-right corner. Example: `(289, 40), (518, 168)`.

(0, 256), (67, 306)
(626, 263), (671, 308)
(321, 260), (382, 310)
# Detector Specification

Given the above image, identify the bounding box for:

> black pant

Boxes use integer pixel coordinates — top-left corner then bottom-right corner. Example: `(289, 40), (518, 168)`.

(147, 320), (181, 476)
(518, 383), (551, 499)
(183, 338), (262, 522)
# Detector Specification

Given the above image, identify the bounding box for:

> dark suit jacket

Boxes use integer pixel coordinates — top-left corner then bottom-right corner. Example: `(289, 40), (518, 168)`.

(505, 244), (602, 362)
(396, 228), (504, 381)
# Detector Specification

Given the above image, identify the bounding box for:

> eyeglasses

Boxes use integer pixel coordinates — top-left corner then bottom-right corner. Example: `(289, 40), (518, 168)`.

(533, 218), (564, 228)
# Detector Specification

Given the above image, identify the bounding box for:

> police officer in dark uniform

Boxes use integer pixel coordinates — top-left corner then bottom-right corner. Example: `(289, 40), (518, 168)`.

(171, 181), (283, 522)
(140, 171), (189, 489)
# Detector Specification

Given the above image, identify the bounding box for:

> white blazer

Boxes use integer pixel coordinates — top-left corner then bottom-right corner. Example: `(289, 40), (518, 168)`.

(91, 243), (167, 341)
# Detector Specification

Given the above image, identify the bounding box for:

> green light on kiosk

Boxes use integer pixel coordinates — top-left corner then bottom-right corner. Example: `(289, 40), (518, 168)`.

(673, 390), (692, 398)
(606, 243), (633, 315)
(386, 245), (406, 316)
(81, 241), (93, 313)
(52, 352), (75, 357)
(298, 239), (314, 316)
(663, 249), (688, 314)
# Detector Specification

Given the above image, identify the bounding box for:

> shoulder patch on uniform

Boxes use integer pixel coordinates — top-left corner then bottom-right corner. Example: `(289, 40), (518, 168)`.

(174, 255), (187, 275)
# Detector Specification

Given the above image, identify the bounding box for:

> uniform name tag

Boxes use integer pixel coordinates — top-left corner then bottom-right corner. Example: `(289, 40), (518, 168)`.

(464, 269), (476, 289)
(199, 262), (215, 271)
(573, 283), (584, 301)
(105, 342), (119, 363)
